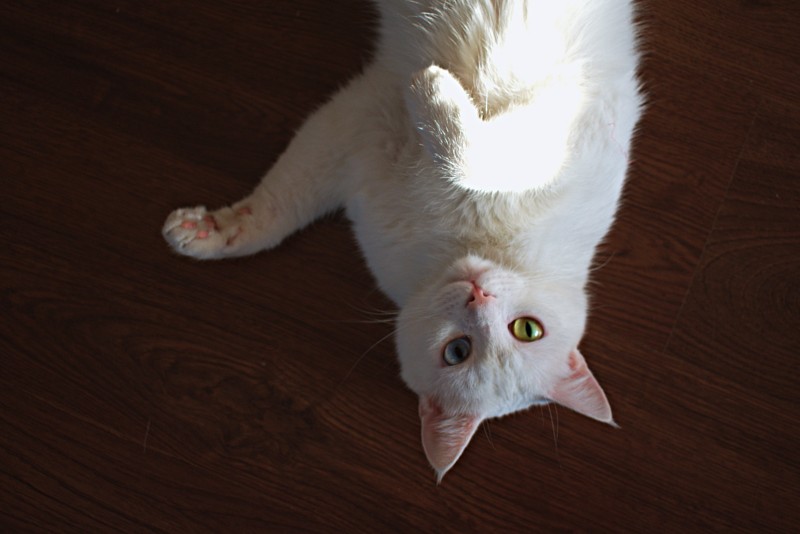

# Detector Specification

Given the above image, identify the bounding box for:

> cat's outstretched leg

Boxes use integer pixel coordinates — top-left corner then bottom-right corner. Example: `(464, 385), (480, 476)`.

(163, 65), (390, 260)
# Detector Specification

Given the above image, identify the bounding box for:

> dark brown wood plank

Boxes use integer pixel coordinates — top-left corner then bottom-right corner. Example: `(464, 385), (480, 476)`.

(2, 0), (797, 532)
(658, 97), (800, 531)
(641, 0), (800, 104)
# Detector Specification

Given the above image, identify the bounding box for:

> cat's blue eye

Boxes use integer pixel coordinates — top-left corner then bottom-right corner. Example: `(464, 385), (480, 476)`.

(443, 336), (471, 366)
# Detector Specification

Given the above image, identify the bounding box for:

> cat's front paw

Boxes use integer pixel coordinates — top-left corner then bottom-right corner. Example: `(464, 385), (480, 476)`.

(162, 205), (250, 259)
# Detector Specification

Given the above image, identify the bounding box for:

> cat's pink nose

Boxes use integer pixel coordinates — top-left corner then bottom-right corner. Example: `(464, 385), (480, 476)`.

(467, 281), (492, 307)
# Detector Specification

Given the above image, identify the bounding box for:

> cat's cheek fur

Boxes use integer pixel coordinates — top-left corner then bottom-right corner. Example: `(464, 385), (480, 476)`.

(395, 299), (441, 397)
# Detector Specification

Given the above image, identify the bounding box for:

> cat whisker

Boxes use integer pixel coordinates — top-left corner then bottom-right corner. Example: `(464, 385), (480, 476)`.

(554, 404), (560, 446)
(590, 252), (616, 273)
(331, 313), (431, 391)
(344, 301), (399, 318)
(325, 317), (398, 325)
(316, 300), (400, 326)
(546, 402), (559, 454)
(330, 328), (397, 394)
(482, 420), (496, 450)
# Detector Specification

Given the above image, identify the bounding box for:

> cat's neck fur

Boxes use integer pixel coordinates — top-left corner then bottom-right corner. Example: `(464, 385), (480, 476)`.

(351, 0), (640, 305)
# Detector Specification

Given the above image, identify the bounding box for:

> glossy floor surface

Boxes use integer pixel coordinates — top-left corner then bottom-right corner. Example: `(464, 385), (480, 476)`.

(3, 1), (798, 531)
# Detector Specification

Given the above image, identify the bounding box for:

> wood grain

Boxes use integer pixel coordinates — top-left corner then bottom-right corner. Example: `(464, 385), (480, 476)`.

(2, 0), (798, 531)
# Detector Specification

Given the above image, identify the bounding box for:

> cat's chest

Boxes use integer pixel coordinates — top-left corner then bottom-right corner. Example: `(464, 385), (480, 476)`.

(346, 179), (540, 305)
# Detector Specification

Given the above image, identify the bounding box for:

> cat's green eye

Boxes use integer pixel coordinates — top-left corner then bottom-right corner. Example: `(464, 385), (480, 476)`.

(509, 317), (544, 342)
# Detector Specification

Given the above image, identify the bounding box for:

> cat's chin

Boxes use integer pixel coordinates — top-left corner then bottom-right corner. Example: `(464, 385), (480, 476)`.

(444, 254), (497, 284)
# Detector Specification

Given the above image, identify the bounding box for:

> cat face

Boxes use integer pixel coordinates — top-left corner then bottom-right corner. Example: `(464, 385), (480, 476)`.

(396, 255), (613, 481)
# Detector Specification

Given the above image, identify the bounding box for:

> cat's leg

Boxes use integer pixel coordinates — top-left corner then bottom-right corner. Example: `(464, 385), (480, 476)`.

(163, 66), (391, 260)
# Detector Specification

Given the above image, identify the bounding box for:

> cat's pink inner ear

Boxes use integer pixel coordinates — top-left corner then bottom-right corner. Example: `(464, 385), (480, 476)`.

(419, 396), (481, 483)
(549, 349), (615, 424)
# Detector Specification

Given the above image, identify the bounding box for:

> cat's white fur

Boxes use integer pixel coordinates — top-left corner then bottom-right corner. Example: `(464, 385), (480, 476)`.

(163, 0), (642, 481)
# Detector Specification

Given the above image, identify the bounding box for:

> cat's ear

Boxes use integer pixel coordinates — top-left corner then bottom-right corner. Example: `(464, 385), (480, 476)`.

(405, 65), (480, 168)
(418, 395), (482, 483)
(549, 349), (616, 425)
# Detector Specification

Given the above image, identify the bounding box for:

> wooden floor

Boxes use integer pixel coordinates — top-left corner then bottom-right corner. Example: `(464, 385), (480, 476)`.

(2, 1), (798, 531)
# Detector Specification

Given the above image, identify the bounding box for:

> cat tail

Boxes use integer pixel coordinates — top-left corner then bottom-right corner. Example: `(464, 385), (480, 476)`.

(405, 65), (584, 194)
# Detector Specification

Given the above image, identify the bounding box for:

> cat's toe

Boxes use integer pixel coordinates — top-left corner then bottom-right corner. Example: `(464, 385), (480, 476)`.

(163, 206), (227, 259)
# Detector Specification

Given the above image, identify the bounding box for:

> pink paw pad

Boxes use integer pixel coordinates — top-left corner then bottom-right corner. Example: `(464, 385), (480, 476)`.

(188, 214), (217, 239)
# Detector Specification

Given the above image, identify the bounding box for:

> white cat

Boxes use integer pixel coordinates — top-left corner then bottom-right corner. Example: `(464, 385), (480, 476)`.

(163, 0), (642, 481)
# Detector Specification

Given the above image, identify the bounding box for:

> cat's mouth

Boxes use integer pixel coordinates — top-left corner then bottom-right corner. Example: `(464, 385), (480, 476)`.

(444, 256), (494, 286)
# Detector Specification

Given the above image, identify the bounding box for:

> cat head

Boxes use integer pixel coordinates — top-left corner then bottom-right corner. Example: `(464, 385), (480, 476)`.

(396, 255), (613, 482)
